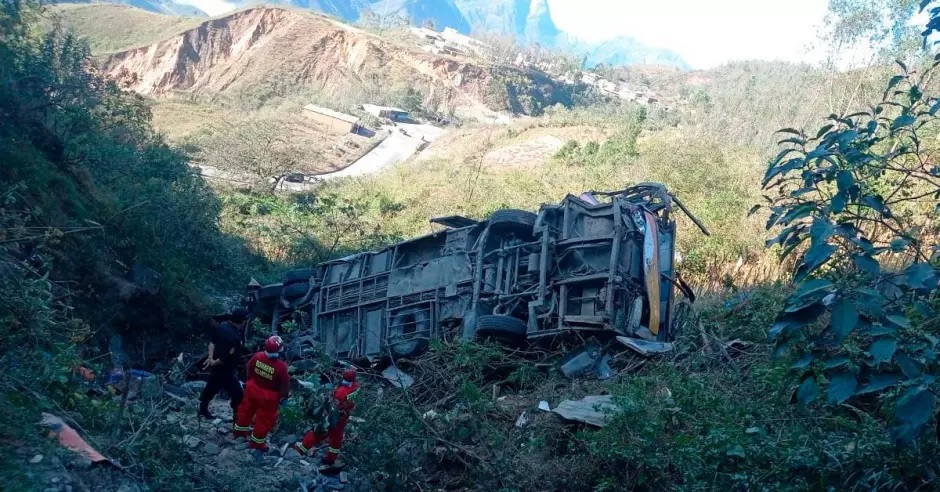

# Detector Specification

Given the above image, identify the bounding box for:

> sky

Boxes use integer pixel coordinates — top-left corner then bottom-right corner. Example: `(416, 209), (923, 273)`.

(177, 0), (837, 69)
(547, 0), (831, 69)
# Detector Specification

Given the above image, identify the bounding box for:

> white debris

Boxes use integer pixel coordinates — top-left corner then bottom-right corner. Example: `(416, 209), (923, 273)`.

(538, 401), (551, 412)
(552, 395), (621, 427)
(382, 365), (414, 389)
(515, 411), (529, 428)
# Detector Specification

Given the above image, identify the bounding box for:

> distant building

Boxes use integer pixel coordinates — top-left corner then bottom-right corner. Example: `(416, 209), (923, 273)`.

(302, 104), (360, 134)
(362, 104), (409, 122)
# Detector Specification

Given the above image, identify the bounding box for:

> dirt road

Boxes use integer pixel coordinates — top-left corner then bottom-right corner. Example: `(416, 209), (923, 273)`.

(314, 122), (444, 180)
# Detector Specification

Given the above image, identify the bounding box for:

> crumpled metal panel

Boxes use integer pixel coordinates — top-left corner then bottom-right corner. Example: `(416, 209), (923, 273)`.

(386, 254), (473, 297)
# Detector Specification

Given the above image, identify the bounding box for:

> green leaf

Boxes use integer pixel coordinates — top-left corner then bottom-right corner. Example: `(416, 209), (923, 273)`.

(794, 241), (836, 283)
(903, 262), (937, 289)
(852, 254), (880, 276)
(856, 373), (902, 395)
(836, 170), (853, 194)
(929, 99), (940, 115)
(748, 204), (761, 216)
(831, 298), (858, 342)
(791, 354), (814, 369)
(797, 377), (819, 405)
(867, 324), (898, 336)
(778, 137), (806, 146)
(886, 75), (905, 95)
(860, 195), (886, 214)
(831, 192), (847, 214)
(795, 279), (834, 297)
(726, 444), (746, 458)
(869, 338), (898, 364)
(896, 351), (923, 379)
(890, 387), (936, 446)
(891, 114), (916, 130)
(816, 124), (834, 139)
(823, 356), (850, 369)
(810, 218), (834, 242)
(886, 315), (911, 329)
(776, 128), (803, 136)
(826, 371), (857, 404)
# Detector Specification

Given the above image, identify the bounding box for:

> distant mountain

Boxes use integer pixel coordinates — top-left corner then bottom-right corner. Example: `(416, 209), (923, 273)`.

(64, 0), (689, 69)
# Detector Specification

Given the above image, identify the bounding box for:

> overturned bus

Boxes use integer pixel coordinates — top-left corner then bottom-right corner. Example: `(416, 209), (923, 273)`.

(245, 183), (708, 360)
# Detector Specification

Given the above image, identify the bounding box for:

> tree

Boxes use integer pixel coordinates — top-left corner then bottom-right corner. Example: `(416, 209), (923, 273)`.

(757, 55), (940, 445)
(196, 118), (306, 191)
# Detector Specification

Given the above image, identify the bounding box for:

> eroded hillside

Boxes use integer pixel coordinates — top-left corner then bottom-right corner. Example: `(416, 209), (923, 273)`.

(100, 6), (577, 117)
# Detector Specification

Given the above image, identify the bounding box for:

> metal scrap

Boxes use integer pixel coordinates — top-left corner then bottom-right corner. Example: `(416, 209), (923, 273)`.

(616, 336), (674, 357)
(551, 395), (621, 427)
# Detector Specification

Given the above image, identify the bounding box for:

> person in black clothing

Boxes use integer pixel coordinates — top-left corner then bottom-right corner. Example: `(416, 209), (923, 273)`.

(198, 307), (249, 420)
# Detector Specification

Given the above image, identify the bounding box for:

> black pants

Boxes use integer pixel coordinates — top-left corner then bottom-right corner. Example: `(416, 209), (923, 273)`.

(199, 365), (244, 414)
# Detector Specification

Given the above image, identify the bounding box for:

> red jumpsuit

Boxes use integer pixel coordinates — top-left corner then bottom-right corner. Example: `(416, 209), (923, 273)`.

(295, 380), (360, 464)
(233, 351), (289, 451)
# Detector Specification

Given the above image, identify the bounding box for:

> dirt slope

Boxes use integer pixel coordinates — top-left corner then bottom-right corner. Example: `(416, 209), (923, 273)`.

(99, 6), (559, 116)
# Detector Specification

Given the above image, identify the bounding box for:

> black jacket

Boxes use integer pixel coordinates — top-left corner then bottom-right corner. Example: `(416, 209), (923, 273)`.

(208, 321), (244, 369)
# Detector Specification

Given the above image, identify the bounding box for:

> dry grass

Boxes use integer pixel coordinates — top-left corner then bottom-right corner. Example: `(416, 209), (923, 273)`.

(47, 3), (202, 55)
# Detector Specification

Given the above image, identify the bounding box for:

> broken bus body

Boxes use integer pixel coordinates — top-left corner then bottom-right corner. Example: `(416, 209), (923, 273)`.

(245, 183), (706, 360)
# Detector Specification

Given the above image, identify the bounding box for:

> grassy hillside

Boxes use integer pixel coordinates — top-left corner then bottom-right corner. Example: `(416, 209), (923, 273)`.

(47, 3), (202, 54)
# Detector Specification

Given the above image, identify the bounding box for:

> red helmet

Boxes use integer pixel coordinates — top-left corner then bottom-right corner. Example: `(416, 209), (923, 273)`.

(264, 335), (284, 353)
(342, 367), (357, 382)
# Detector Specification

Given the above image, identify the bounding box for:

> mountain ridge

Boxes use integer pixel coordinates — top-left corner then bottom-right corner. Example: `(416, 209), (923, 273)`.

(55, 0), (689, 68)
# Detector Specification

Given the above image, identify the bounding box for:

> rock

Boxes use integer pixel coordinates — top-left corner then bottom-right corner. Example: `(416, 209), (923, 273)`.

(116, 484), (141, 492)
(183, 435), (200, 448)
(281, 434), (298, 445)
(203, 443), (221, 455)
(71, 457), (93, 469)
(217, 448), (236, 463)
(216, 426), (229, 434)
(212, 418), (222, 425)
(29, 454), (43, 464)
(283, 448), (302, 461)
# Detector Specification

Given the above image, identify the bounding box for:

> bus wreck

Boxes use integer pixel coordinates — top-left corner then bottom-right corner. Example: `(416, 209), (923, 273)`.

(244, 183), (708, 360)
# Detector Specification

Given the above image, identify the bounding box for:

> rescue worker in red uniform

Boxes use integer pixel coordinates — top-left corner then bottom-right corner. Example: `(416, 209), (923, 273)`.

(292, 367), (360, 466)
(233, 335), (290, 453)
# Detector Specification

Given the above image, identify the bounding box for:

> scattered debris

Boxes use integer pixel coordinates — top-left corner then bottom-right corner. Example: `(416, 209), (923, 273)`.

(538, 401), (551, 412)
(514, 411), (529, 428)
(182, 380), (207, 393)
(616, 336), (674, 357)
(39, 413), (110, 465)
(381, 365), (414, 389)
(422, 410), (439, 420)
(595, 353), (614, 380)
(29, 454), (43, 464)
(559, 341), (611, 379)
(72, 366), (95, 382)
(203, 443), (221, 455)
(551, 395), (621, 427)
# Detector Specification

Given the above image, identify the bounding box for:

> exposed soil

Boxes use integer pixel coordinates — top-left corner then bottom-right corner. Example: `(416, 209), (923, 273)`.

(99, 7), (552, 117)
